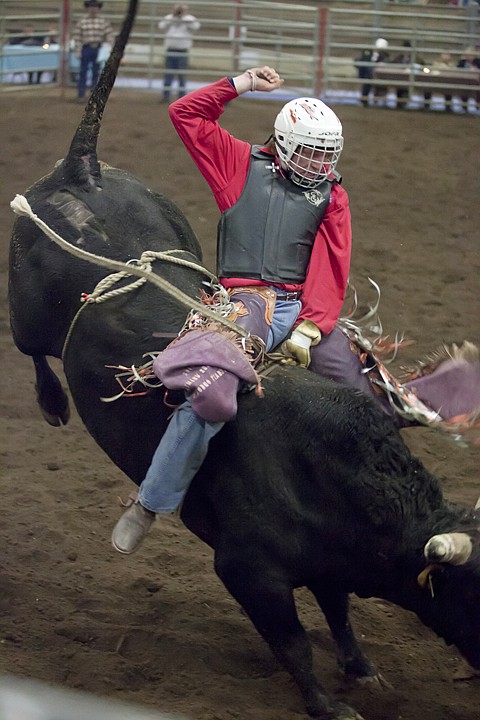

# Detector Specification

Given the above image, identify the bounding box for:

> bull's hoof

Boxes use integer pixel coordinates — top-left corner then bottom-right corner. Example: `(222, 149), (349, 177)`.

(329, 701), (365, 720)
(34, 356), (71, 426)
(39, 401), (71, 427)
(308, 700), (364, 720)
(355, 673), (393, 691)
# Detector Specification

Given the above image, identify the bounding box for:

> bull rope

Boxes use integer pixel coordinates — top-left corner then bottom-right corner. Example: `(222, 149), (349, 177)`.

(10, 195), (251, 347)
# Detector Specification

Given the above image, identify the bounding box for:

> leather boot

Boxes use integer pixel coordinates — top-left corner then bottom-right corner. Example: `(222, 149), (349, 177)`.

(111, 502), (155, 555)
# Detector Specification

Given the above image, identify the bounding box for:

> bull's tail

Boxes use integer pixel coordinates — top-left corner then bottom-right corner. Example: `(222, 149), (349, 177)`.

(61, 0), (139, 188)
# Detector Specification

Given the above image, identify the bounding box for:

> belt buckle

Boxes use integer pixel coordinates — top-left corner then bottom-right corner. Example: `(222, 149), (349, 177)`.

(272, 289), (301, 301)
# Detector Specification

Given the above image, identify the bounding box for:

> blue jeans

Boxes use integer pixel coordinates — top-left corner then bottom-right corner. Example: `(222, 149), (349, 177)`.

(138, 298), (301, 513)
(139, 403), (224, 512)
(163, 48), (189, 100)
(78, 44), (100, 98)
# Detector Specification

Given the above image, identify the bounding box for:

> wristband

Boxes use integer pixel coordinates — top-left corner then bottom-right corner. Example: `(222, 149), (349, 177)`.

(246, 69), (257, 92)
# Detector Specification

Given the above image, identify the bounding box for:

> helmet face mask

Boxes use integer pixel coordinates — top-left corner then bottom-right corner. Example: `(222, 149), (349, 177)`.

(274, 98), (344, 189)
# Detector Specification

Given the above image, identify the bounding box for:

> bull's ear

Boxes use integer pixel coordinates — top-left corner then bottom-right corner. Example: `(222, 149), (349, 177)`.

(417, 564), (448, 597)
(417, 564), (435, 590)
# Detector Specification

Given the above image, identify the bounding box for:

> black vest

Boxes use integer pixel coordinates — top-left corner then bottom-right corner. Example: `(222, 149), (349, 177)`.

(217, 146), (337, 283)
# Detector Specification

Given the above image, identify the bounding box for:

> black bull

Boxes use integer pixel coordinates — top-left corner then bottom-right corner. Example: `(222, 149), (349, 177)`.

(7, 2), (480, 719)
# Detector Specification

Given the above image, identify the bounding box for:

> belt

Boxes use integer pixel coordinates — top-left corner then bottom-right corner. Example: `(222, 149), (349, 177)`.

(274, 290), (302, 301)
(86, 43), (100, 49)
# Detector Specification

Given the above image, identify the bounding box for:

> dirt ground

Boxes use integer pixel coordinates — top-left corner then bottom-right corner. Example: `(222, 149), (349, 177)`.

(0, 86), (479, 720)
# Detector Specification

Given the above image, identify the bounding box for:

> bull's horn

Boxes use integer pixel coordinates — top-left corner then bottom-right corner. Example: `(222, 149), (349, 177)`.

(475, 496), (480, 510)
(424, 533), (473, 565)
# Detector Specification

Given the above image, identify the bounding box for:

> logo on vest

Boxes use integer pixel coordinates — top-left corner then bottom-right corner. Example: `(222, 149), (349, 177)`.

(265, 162), (277, 174)
(303, 190), (325, 207)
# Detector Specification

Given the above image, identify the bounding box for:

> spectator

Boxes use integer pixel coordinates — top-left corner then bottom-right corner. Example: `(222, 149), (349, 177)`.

(73, 0), (115, 101)
(158, 3), (200, 103)
(43, 26), (58, 46)
(354, 38), (390, 107)
(10, 24), (41, 47)
(424, 52), (455, 112)
(42, 26), (59, 83)
(393, 40), (431, 109)
(456, 47), (480, 113)
(392, 40), (412, 109)
(10, 25), (43, 84)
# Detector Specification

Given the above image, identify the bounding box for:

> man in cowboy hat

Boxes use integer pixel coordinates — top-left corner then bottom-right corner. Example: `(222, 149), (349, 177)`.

(73, 0), (115, 100)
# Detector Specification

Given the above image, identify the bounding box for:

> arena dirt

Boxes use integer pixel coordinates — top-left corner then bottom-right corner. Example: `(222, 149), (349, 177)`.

(0, 87), (479, 720)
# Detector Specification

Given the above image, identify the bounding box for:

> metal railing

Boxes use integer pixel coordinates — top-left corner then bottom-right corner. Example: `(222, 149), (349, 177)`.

(0, 0), (478, 103)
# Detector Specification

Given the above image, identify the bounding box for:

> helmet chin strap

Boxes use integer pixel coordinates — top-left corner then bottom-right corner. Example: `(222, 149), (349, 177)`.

(274, 158), (316, 187)
(292, 164), (328, 188)
(275, 157), (291, 181)
(263, 138), (322, 188)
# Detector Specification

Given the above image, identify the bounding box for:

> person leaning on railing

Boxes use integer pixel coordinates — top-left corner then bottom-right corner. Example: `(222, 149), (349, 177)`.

(456, 46), (480, 113)
(424, 52), (455, 113)
(9, 25), (43, 84)
(392, 40), (428, 110)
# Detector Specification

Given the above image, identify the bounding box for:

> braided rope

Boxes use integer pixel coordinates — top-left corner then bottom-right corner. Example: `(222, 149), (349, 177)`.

(85, 268), (147, 303)
(10, 194), (249, 338)
(84, 249), (217, 304)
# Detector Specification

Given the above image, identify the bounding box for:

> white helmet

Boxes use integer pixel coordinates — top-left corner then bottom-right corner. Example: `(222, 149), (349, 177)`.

(375, 38), (388, 50)
(273, 98), (344, 189)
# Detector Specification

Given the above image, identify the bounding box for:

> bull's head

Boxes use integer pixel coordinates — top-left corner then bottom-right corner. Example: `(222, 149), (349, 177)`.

(416, 509), (480, 670)
(419, 495), (480, 574)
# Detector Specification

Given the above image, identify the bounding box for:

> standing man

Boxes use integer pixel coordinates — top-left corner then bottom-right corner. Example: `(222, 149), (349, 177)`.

(73, 0), (115, 101)
(158, 4), (201, 103)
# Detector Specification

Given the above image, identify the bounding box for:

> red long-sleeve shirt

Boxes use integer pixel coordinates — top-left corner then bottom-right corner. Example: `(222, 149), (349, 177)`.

(169, 78), (352, 333)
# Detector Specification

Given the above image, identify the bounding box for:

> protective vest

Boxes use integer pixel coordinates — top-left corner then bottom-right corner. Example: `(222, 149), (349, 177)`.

(217, 146), (338, 283)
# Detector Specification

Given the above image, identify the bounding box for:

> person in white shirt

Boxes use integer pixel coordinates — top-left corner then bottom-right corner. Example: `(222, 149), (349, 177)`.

(158, 3), (200, 102)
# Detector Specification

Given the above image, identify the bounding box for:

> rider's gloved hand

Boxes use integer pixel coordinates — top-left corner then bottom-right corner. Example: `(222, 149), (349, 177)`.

(279, 320), (322, 368)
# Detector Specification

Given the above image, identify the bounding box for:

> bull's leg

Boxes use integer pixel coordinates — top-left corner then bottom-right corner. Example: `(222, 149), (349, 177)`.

(215, 553), (363, 720)
(308, 584), (380, 684)
(33, 355), (70, 426)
